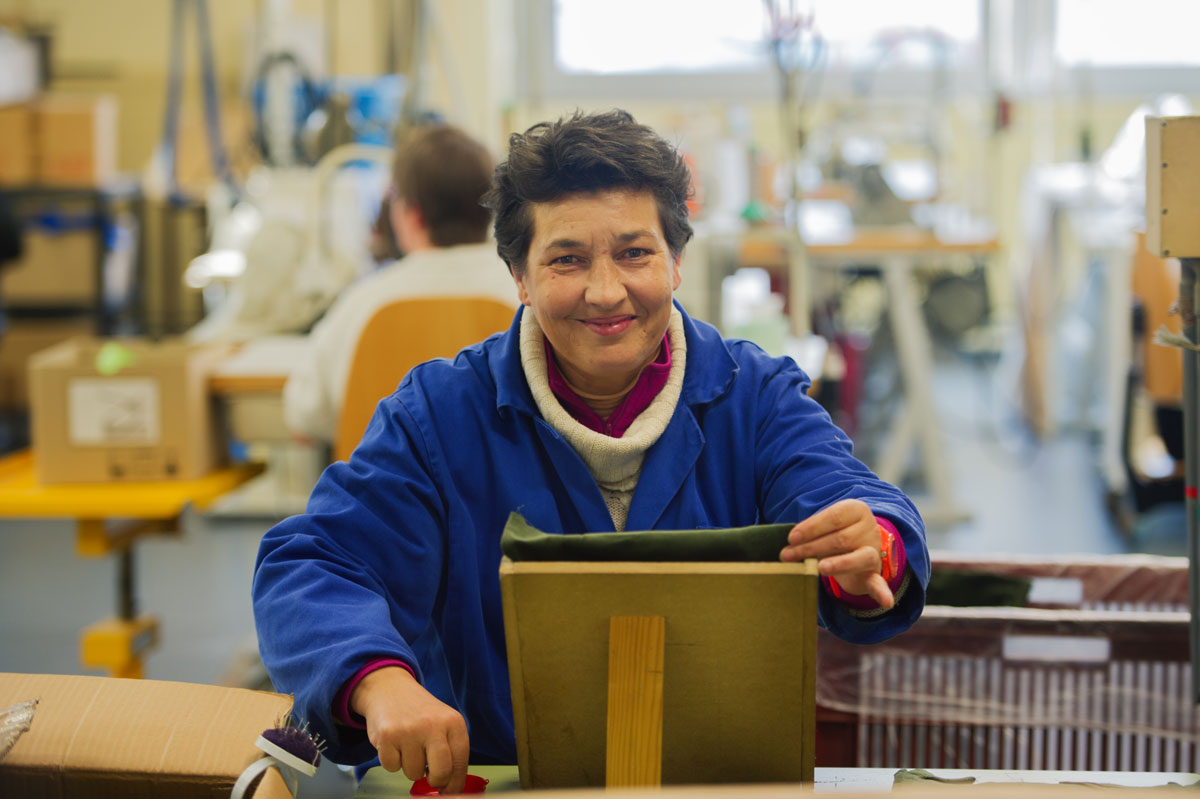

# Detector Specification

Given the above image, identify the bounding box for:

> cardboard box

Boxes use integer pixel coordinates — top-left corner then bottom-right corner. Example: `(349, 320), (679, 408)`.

(0, 672), (293, 798)
(1, 218), (100, 306)
(35, 93), (118, 187)
(29, 337), (229, 484)
(0, 102), (35, 184)
(0, 315), (95, 410)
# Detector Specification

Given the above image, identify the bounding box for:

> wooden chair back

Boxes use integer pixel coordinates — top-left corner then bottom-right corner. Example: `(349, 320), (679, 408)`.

(334, 296), (515, 461)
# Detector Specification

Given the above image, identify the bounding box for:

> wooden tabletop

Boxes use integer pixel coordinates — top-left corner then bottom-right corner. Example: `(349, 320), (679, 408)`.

(207, 335), (307, 396)
(355, 765), (1199, 797)
(736, 228), (1001, 264)
(806, 228), (1002, 257)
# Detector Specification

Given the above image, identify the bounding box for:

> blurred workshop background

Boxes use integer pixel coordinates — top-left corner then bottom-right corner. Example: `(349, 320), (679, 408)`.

(0, 0), (1194, 695)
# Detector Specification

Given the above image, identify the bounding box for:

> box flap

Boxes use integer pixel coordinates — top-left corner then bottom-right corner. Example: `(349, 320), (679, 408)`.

(0, 673), (295, 798)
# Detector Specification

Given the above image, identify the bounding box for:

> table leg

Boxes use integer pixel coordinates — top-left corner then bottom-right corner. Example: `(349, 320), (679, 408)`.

(118, 549), (136, 619)
(75, 518), (172, 677)
(881, 257), (969, 525)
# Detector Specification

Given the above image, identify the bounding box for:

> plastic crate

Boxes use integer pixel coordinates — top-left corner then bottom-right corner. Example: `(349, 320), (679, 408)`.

(816, 553), (1197, 771)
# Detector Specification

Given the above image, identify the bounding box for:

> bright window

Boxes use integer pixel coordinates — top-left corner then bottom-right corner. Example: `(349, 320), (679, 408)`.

(531, 0), (984, 99)
(554, 1), (767, 74)
(1056, 0), (1200, 67)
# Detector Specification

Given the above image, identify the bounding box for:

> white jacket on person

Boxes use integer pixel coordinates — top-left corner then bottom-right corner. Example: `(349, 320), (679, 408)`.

(283, 242), (519, 440)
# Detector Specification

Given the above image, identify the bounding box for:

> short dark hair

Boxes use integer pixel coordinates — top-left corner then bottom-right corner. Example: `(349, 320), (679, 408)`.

(392, 125), (493, 247)
(482, 109), (694, 275)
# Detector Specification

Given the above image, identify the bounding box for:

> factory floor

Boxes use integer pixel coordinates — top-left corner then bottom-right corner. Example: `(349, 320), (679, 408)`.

(0, 340), (1186, 686)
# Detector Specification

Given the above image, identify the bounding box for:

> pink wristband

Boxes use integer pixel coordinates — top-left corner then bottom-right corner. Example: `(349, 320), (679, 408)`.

(822, 517), (907, 610)
(333, 658), (416, 728)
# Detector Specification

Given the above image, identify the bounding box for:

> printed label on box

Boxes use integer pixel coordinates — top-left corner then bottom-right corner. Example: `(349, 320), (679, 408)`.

(67, 377), (161, 445)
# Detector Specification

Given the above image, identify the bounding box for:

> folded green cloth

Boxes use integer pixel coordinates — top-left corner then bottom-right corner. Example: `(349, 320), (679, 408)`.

(500, 512), (793, 563)
(926, 570), (1031, 607)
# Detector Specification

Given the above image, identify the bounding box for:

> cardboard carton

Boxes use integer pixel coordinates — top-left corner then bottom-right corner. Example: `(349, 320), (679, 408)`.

(1, 220), (100, 307)
(29, 337), (230, 484)
(0, 672), (294, 798)
(0, 316), (95, 410)
(35, 93), (118, 187)
(0, 102), (35, 184)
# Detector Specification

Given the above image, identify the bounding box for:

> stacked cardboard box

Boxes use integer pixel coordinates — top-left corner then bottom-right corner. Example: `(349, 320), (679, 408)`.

(0, 102), (35, 184)
(35, 93), (118, 187)
(0, 93), (118, 187)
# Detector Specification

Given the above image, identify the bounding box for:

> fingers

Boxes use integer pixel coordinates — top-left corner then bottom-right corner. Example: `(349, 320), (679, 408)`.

(815, 545), (880, 577)
(782, 519), (876, 562)
(444, 715), (470, 791)
(356, 669), (472, 789)
(865, 572), (895, 610)
(425, 718), (470, 794)
(374, 734), (403, 772)
(787, 499), (869, 543)
(783, 500), (876, 560)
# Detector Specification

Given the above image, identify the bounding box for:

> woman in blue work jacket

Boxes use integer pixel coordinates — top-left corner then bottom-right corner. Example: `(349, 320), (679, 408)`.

(252, 109), (929, 794)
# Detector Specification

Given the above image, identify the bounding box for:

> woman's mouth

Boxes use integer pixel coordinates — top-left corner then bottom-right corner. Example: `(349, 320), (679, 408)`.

(582, 315), (635, 336)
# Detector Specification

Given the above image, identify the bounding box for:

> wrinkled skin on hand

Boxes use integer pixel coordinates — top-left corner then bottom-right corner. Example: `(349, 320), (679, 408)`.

(780, 498), (894, 609)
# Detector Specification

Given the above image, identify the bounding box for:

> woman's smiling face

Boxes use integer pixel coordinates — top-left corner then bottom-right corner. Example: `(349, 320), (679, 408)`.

(512, 189), (683, 395)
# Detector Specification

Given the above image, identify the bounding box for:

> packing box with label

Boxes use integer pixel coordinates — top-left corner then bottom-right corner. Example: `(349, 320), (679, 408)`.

(29, 337), (229, 484)
(0, 672), (294, 798)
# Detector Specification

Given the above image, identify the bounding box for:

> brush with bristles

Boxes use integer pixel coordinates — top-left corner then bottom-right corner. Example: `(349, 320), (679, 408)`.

(231, 711), (329, 798)
(254, 712), (327, 777)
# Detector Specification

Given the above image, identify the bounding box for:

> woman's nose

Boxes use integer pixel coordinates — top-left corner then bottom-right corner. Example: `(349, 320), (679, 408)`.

(584, 257), (626, 306)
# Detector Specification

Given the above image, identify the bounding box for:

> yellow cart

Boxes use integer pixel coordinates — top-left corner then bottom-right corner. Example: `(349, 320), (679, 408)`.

(0, 449), (262, 678)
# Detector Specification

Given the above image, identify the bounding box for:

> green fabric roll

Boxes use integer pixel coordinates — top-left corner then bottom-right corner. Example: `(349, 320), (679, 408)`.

(925, 570), (1031, 607)
(500, 512), (793, 563)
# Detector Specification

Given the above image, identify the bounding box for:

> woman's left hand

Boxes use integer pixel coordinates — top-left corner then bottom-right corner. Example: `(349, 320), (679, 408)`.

(779, 498), (894, 609)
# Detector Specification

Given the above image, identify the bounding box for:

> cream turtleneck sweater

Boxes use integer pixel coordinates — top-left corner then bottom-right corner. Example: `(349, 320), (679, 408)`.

(520, 308), (687, 531)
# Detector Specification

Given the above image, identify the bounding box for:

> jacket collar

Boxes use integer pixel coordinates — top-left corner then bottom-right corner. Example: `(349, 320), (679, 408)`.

(492, 300), (737, 417)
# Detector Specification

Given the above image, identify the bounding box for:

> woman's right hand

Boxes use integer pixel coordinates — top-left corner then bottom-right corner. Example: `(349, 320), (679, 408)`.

(350, 665), (470, 794)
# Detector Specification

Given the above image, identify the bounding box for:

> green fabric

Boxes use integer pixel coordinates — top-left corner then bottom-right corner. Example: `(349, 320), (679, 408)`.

(499, 512), (793, 563)
(925, 570), (1031, 607)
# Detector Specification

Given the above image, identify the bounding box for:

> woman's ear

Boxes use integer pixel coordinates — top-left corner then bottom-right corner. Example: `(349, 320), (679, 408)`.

(511, 267), (531, 306)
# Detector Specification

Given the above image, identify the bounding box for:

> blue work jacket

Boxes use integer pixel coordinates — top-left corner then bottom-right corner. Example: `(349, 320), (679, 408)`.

(253, 302), (929, 767)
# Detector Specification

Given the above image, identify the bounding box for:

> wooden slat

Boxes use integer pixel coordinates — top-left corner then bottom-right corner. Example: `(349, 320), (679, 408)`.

(607, 616), (665, 787)
(207, 374), (288, 395)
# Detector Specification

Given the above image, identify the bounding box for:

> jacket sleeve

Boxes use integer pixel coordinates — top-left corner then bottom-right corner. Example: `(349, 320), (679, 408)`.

(746, 345), (930, 644)
(253, 394), (448, 764)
